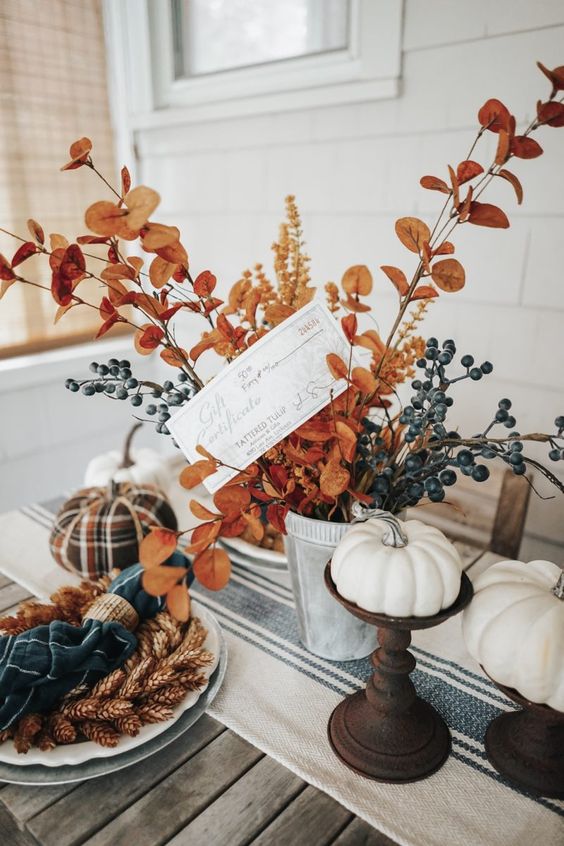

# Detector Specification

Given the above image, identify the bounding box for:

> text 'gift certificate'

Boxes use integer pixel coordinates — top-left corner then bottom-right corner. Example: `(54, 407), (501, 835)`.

(169, 300), (350, 492)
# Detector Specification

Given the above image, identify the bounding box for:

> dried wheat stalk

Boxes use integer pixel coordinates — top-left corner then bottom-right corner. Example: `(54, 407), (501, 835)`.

(0, 573), (115, 635)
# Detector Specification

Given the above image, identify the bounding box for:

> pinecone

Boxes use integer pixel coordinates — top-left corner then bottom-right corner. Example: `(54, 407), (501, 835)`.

(176, 671), (208, 691)
(18, 713), (43, 740)
(151, 629), (170, 660)
(0, 618), (29, 635)
(184, 618), (207, 649)
(135, 628), (156, 660)
(90, 668), (127, 699)
(144, 666), (177, 693)
(120, 656), (155, 699)
(36, 728), (57, 752)
(114, 714), (142, 737)
(145, 684), (189, 707)
(154, 611), (184, 647)
(97, 699), (134, 720)
(169, 648), (214, 672)
(13, 732), (31, 754)
(80, 720), (120, 748)
(122, 652), (141, 673)
(135, 703), (174, 724)
(60, 683), (91, 704)
(64, 698), (100, 721)
(49, 714), (77, 744)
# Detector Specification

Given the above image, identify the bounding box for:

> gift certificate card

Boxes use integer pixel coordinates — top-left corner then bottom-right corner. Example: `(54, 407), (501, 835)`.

(169, 299), (351, 492)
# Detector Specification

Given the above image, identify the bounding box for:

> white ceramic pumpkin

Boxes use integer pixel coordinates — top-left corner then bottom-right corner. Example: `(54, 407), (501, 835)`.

(331, 513), (463, 617)
(84, 423), (170, 493)
(462, 559), (564, 711)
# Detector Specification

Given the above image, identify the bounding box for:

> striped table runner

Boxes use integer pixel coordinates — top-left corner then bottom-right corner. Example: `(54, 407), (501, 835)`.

(0, 498), (562, 846)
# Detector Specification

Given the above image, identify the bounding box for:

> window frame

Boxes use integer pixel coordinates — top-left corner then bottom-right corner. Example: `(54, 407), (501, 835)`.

(104, 0), (403, 129)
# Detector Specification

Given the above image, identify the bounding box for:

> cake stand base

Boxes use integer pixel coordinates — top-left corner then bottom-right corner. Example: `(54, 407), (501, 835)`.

(485, 685), (564, 799)
(328, 689), (450, 783)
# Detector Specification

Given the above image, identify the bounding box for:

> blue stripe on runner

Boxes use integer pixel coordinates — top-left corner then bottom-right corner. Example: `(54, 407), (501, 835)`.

(412, 642), (501, 688)
(194, 594), (348, 697)
(192, 590), (360, 692)
(230, 565), (293, 602)
(230, 561), (294, 595)
(20, 507), (52, 528)
(450, 750), (564, 818)
(414, 654), (511, 708)
(31, 496), (66, 515)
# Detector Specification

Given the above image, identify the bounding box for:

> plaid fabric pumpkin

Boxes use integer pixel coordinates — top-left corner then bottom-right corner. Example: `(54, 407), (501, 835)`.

(49, 482), (178, 579)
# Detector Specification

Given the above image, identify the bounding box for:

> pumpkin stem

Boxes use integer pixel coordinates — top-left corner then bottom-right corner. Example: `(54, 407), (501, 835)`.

(378, 513), (409, 548)
(120, 422), (143, 469)
(552, 570), (564, 600)
(351, 503), (408, 548)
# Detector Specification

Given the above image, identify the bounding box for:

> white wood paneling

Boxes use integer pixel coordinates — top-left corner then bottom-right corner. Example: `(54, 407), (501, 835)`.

(404, 0), (564, 51)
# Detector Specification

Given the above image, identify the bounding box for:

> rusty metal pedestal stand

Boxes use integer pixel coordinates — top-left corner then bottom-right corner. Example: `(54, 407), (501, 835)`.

(485, 682), (564, 799)
(325, 565), (473, 783)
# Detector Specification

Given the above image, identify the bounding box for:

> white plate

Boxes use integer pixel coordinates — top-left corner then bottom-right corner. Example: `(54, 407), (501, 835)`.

(0, 601), (220, 768)
(220, 535), (287, 567)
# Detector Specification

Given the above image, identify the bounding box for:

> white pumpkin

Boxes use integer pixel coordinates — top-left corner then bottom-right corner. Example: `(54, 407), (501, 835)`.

(84, 423), (170, 493)
(462, 559), (564, 711)
(331, 513), (463, 617)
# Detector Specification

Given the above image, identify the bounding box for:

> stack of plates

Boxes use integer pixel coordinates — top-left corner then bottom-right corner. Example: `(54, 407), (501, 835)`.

(219, 537), (287, 573)
(0, 601), (226, 785)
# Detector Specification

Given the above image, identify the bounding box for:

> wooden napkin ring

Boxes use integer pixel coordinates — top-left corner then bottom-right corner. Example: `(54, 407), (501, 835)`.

(83, 593), (139, 631)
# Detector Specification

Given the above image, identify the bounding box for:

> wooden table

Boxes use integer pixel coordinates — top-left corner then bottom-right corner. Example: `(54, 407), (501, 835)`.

(0, 545), (491, 846)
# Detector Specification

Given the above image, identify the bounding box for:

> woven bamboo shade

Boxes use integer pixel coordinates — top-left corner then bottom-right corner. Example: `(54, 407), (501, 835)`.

(0, 0), (116, 358)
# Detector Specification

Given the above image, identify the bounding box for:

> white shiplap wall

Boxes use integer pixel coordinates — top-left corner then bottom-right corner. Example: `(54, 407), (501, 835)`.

(135, 1), (564, 560)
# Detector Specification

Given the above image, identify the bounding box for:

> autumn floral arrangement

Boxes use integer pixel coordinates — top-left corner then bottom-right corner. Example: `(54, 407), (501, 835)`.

(1, 60), (564, 617)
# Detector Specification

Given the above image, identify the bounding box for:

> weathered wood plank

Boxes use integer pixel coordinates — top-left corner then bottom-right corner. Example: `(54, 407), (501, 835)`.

(0, 804), (35, 846)
(490, 471), (531, 559)
(0, 782), (78, 829)
(250, 785), (352, 846)
(332, 815), (400, 846)
(167, 755), (304, 846)
(0, 583), (32, 614)
(80, 730), (263, 846)
(26, 714), (226, 846)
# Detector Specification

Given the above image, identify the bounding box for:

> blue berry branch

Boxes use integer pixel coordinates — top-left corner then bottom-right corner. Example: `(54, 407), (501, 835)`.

(355, 337), (564, 515)
(65, 358), (197, 439)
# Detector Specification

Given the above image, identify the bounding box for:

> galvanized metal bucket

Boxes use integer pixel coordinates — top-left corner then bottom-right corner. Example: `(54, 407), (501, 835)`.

(284, 511), (378, 661)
